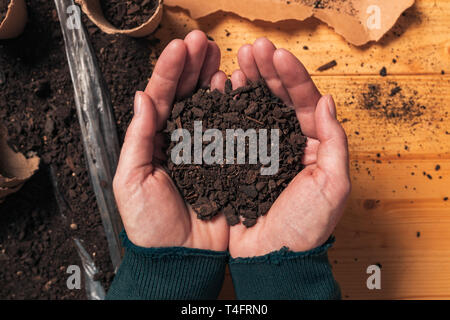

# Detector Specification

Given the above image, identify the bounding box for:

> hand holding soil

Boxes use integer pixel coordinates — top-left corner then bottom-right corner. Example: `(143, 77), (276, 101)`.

(113, 30), (229, 251)
(113, 31), (350, 256)
(228, 38), (351, 257)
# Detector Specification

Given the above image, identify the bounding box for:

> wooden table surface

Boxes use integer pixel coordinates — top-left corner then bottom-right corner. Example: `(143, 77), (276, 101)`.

(152, 0), (450, 299)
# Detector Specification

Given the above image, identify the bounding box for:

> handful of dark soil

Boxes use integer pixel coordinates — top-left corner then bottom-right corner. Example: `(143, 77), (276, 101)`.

(100, 0), (158, 30)
(165, 80), (307, 227)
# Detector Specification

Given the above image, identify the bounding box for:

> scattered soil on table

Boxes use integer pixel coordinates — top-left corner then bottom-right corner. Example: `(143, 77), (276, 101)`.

(100, 0), (158, 30)
(166, 80), (306, 227)
(0, 0), (157, 299)
(359, 81), (426, 122)
(0, 0), (9, 23)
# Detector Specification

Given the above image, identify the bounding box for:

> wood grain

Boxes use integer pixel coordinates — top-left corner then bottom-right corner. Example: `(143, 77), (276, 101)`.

(158, 0), (450, 76)
(153, 1), (450, 299)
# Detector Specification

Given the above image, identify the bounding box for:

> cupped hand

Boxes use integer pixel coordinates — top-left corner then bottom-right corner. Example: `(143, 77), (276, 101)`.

(113, 31), (229, 251)
(228, 38), (351, 257)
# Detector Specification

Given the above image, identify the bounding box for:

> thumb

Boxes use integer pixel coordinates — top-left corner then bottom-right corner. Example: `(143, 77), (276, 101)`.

(116, 91), (157, 177)
(315, 95), (350, 184)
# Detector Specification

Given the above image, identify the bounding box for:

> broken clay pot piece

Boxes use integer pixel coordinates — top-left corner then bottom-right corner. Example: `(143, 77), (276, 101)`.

(75, 0), (163, 38)
(0, 125), (40, 204)
(0, 0), (27, 40)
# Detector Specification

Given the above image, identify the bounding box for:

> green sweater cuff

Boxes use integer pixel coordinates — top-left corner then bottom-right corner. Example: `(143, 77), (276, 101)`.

(106, 233), (229, 300)
(229, 237), (341, 300)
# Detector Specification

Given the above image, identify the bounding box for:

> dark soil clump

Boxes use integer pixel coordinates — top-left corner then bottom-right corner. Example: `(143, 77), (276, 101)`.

(0, 0), (9, 23)
(166, 81), (307, 227)
(100, 0), (158, 30)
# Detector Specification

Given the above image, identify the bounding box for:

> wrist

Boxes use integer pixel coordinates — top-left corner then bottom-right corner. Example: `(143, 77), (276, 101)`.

(107, 231), (230, 300)
(123, 224), (188, 248)
(228, 236), (340, 300)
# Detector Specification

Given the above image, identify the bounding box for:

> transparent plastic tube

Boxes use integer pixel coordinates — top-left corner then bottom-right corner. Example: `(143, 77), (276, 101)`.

(54, 0), (123, 280)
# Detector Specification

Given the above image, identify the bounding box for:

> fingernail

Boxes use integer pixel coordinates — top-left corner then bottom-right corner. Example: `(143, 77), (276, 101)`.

(134, 91), (143, 116)
(326, 95), (337, 119)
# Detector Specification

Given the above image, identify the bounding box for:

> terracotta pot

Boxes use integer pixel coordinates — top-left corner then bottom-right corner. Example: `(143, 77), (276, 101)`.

(0, 0), (27, 40)
(75, 0), (163, 37)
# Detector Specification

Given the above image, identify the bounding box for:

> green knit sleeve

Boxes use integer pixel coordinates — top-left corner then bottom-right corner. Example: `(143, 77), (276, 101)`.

(229, 237), (341, 300)
(106, 233), (229, 300)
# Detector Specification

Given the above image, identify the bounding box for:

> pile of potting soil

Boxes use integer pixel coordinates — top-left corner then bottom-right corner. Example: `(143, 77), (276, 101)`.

(100, 0), (158, 30)
(0, 0), (99, 299)
(166, 80), (307, 228)
(0, 0), (156, 299)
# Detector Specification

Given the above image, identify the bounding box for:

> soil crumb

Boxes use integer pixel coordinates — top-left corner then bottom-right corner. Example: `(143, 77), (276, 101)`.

(317, 60), (337, 72)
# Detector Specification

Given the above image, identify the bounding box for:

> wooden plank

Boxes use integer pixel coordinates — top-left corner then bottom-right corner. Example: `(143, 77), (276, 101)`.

(152, 0), (450, 300)
(314, 75), (450, 155)
(217, 75), (450, 299)
(327, 75), (450, 299)
(157, 0), (450, 76)
(332, 162), (450, 299)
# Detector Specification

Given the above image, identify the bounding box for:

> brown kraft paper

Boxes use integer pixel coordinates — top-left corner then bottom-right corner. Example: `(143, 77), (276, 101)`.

(165, 0), (415, 46)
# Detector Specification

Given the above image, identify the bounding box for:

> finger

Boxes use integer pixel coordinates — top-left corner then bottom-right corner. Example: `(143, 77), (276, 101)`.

(198, 41), (221, 89)
(302, 137), (319, 165)
(237, 44), (260, 82)
(231, 70), (247, 90)
(273, 48), (322, 138)
(145, 39), (187, 130)
(176, 30), (209, 99)
(252, 38), (292, 105)
(315, 95), (350, 186)
(116, 92), (157, 176)
(210, 71), (227, 93)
